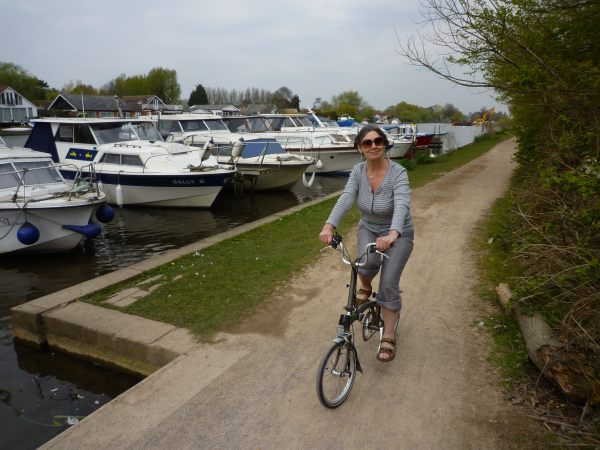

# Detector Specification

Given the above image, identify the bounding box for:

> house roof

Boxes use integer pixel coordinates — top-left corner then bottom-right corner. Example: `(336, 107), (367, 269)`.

(0, 85), (8, 94)
(48, 93), (130, 111)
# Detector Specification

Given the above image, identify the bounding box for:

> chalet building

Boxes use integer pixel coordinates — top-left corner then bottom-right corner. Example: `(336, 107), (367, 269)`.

(0, 86), (39, 124)
(121, 95), (182, 115)
(186, 104), (240, 116)
(47, 93), (132, 118)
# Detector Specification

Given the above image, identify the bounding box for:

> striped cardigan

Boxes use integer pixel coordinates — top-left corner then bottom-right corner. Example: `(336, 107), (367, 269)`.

(326, 160), (414, 236)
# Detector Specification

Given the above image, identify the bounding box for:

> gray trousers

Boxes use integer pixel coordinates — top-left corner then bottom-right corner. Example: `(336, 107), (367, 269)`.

(357, 224), (414, 311)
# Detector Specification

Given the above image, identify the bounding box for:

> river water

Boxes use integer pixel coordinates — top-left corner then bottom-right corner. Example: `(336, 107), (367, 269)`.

(0, 123), (482, 449)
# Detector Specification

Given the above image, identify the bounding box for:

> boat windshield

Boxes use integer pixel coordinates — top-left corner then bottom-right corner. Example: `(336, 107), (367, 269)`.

(180, 120), (209, 133)
(91, 122), (163, 144)
(223, 118), (249, 133)
(204, 120), (229, 131)
(247, 117), (269, 133)
(294, 117), (314, 127)
(0, 160), (62, 190)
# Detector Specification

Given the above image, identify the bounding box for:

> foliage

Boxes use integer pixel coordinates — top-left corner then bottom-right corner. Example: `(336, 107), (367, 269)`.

(188, 84), (209, 106)
(100, 67), (181, 103)
(62, 80), (98, 95)
(403, 0), (600, 356)
(0, 62), (50, 100)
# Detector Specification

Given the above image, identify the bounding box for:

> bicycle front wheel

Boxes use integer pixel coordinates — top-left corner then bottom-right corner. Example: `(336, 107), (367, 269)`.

(316, 340), (357, 408)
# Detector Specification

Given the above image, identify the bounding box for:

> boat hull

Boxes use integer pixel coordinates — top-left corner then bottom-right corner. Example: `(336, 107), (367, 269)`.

(62, 170), (231, 208)
(227, 161), (314, 191)
(387, 141), (413, 158)
(0, 200), (104, 255)
(288, 148), (361, 174)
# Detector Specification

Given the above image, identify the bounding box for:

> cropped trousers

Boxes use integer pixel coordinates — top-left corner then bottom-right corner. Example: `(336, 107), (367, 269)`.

(357, 223), (413, 311)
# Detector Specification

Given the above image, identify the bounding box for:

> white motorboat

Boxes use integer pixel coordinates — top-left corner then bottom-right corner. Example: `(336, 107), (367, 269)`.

(0, 137), (113, 255)
(156, 114), (317, 190)
(381, 124), (417, 158)
(25, 118), (236, 208)
(222, 115), (362, 174)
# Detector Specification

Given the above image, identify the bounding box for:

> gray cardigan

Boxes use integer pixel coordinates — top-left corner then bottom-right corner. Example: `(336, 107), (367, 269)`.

(326, 160), (414, 236)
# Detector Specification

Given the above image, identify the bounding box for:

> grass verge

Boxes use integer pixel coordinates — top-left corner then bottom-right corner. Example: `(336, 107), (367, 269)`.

(84, 130), (512, 341)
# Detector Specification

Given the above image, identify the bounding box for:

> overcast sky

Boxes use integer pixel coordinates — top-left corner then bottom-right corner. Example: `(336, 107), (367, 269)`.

(2, 0), (506, 115)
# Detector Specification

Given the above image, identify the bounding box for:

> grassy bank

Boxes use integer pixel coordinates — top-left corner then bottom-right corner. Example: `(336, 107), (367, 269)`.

(84, 131), (512, 340)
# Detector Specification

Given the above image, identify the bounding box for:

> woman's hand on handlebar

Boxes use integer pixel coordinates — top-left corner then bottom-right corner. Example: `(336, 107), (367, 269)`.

(319, 223), (335, 245)
(376, 230), (400, 252)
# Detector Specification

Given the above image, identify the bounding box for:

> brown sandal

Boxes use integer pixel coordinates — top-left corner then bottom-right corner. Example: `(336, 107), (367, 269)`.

(376, 338), (396, 362)
(355, 288), (372, 306)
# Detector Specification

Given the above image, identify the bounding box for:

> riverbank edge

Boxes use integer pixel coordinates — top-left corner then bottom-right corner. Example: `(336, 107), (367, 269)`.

(10, 190), (342, 377)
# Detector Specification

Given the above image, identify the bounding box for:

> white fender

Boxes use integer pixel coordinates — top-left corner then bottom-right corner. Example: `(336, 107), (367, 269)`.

(232, 138), (245, 158)
(315, 159), (324, 169)
(115, 183), (124, 207)
(201, 138), (214, 161)
(302, 170), (316, 187)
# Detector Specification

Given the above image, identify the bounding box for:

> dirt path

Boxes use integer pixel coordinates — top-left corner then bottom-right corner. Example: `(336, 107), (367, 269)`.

(47, 139), (544, 449)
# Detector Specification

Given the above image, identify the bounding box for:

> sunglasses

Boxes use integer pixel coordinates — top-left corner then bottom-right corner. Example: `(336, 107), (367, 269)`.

(360, 137), (385, 147)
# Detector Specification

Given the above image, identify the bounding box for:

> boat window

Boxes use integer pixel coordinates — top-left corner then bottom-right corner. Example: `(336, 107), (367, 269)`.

(121, 155), (144, 167)
(158, 120), (182, 135)
(74, 124), (96, 144)
(205, 120), (228, 131)
(180, 120), (208, 132)
(314, 135), (333, 145)
(91, 123), (131, 144)
(0, 163), (20, 189)
(224, 118), (248, 133)
(55, 124), (74, 143)
(132, 122), (162, 141)
(13, 161), (63, 185)
(247, 118), (268, 132)
(296, 117), (313, 127)
(100, 153), (121, 165)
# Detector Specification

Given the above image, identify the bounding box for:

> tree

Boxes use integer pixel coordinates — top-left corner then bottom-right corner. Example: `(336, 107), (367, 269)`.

(146, 67), (181, 103)
(188, 84), (209, 106)
(62, 79), (98, 95)
(331, 91), (365, 110)
(0, 62), (50, 100)
(399, 0), (600, 363)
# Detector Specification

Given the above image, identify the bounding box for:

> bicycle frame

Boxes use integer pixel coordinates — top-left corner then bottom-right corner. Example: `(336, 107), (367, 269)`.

(324, 233), (389, 373)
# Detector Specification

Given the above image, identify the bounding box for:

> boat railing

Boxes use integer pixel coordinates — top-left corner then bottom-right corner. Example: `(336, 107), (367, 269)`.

(6, 161), (101, 203)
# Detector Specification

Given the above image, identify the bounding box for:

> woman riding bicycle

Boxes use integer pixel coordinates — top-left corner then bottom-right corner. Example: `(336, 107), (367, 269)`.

(319, 124), (414, 362)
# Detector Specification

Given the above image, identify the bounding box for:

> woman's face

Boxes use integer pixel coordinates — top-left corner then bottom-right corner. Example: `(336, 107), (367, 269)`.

(359, 131), (386, 161)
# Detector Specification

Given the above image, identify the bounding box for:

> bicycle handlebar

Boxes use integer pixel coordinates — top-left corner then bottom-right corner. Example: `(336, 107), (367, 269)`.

(321, 233), (389, 267)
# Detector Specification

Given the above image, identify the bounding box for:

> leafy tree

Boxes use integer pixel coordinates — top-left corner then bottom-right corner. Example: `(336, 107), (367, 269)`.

(62, 79), (98, 95)
(400, 0), (600, 350)
(188, 84), (209, 105)
(331, 90), (365, 110)
(146, 67), (180, 103)
(0, 62), (50, 100)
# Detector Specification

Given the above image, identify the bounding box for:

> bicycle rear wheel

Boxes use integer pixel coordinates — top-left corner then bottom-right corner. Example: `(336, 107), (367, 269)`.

(361, 303), (381, 341)
(316, 340), (357, 408)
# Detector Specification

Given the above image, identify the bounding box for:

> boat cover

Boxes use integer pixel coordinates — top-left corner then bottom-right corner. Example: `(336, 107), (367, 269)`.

(241, 138), (285, 158)
(25, 122), (60, 162)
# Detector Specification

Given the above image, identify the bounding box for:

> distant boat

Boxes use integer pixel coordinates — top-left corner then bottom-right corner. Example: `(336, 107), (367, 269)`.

(337, 115), (355, 127)
(0, 136), (111, 255)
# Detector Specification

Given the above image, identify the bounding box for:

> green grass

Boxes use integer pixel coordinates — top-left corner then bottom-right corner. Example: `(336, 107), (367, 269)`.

(84, 130), (512, 341)
(473, 182), (530, 383)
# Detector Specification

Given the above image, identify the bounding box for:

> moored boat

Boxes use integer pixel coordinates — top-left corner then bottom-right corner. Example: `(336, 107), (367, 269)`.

(25, 118), (236, 208)
(0, 137), (112, 255)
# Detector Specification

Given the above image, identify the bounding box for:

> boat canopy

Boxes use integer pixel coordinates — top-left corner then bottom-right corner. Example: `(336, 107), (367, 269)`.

(240, 138), (285, 158)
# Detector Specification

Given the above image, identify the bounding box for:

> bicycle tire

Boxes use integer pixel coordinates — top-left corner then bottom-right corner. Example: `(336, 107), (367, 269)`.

(361, 305), (378, 341)
(316, 340), (357, 408)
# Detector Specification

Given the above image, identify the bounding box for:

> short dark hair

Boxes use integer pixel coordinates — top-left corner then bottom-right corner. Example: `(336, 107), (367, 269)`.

(353, 124), (389, 149)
